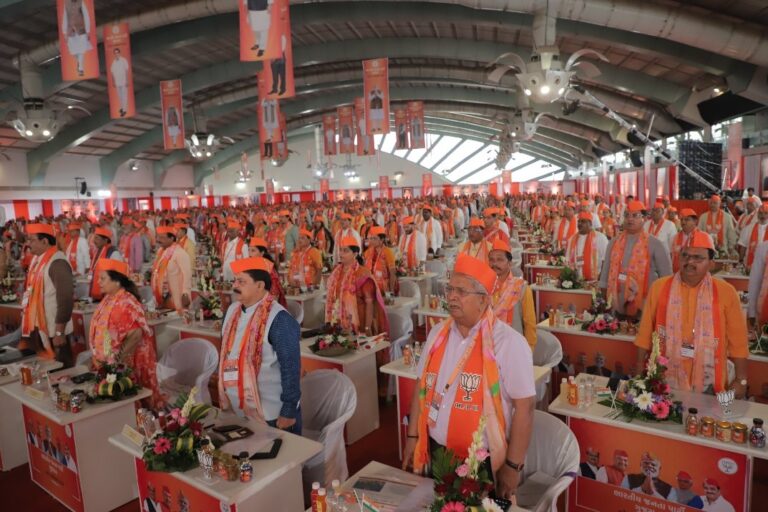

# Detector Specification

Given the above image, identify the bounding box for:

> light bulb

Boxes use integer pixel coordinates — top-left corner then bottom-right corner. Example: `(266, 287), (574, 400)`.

(511, 132), (517, 138)
(191, 134), (199, 146)
(540, 85), (551, 95)
(557, 87), (565, 95)
(206, 134), (214, 146)
(205, 151), (212, 157)
(236, 181), (246, 190)
(25, 129), (33, 136)
(524, 88), (532, 96)
(42, 129), (51, 137)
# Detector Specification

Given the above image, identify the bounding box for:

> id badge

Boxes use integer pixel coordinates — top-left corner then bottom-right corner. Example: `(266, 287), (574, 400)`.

(375, 270), (384, 278)
(681, 343), (695, 358)
(223, 361), (239, 386)
(618, 273), (627, 283)
(427, 392), (443, 428)
(21, 291), (29, 308)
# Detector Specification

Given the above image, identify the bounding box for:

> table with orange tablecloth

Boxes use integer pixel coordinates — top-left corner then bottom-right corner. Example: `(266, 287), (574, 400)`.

(531, 284), (594, 320)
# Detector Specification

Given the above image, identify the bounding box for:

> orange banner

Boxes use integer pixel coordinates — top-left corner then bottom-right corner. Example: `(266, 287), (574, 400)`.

(407, 101), (426, 149)
(239, 0), (290, 62)
(501, 170), (512, 195)
(266, 178), (275, 204)
(56, 0), (99, 81)
(256, 0), (294, 99)
(379, 175), (391, 199)
(422, 173), (433, 196)
(355, 97), (375, 157)
(257, 75), (282, 160)
(135, 458), (234, 512)
(338, 106), (355, 154)
(275, 111), (289, 160)
(103, 22), (135, 119)
(323, 114), (337, 156)
(23, 405), (83, 512)
(363, 58), (390, 135)
(320, 178), (330, 195)
(568, 418), (749, 512)
(160, 80), (185, 150)
(394, 108), (408, 150)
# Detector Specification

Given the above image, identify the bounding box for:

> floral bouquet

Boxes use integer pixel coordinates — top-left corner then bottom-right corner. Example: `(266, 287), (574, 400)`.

(581, 292), (619, 334)
(310, 327), (358, 357)
(92, 362), (141, 401)
(142, 389), (212, 472)
(395, 257), (409, 277)
(197, 275), (224, 320)
(600, 333), (683, 424)
(0, 273), (17, 303)
(557, 266), (582, 290)
(430, 416), (504, 512)
(750, 324), (768, 356)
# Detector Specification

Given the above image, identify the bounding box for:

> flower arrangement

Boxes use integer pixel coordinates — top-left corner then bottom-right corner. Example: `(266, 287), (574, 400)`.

(310, 327), (358, 356)
(557, 266), (582, 290)
(142, 389), (212, 472)
(197, 275), (224, 320)
(395, 257), (409, 277)
(750, 324), (768, 355)
(321, 252), (334, 274)
(580, 292), (619, 334)
(430, 416), (503, 512)
(92, 362), (141, 401)
(0, 273), (17, 303)
(600, 333), (683, 424)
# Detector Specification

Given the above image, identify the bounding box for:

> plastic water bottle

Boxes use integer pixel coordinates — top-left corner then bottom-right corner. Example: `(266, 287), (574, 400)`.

(577, 383), (586, 408)
(584, 379), (594, 407)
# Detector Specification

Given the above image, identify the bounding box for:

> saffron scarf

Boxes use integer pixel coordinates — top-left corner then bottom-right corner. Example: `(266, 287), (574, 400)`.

(66, 236), (79, 272)
(492, 273), (525, 325)
(648, 219), (664, 237)
(556, 217), (577, 245)
(460, 240), (490, 265)
(364, 247), (391, 293)
(705, 209), (725, 246)
(288, 247), (318, 287)
(21, 247), (57, 338)
(745, 223), (768, 268)
(325, 261), (362, 330)
(567, 231), (599, 281)
(150, 244), (177, 304)
(606, 232), (651, 316)
(399, 231), (418, 268)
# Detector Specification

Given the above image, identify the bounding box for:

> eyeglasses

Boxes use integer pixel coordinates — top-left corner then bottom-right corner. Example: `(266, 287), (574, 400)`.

(445, 285), (487, 298)
(624, 212), (645, 219)
(679, 253), (709, 263)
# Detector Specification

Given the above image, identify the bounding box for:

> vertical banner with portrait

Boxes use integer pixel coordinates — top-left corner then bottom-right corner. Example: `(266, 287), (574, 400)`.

(323, 114), (337, 156)
(725, 121), (743, 190)
(363, 58), (390, 135)
(568, 418), (749, 512)
(275, 111), (289, 160)
(320, 178), (330, 197)
(257, 76), (282, 160)
(379, 175), (390, 200)
(394, 108), (408, 150)
(160, 80), (185, 150)
(337, 106), (355, 154)
(355, 97), (375, 157)
(23, 406), (83, 512)
(257, 0), (294, 99)
(265, 178), (275, 204)
(103, 22), (135, 119)
(239, 0), (290, 62)
(135, 459), (234, 512)
(56, 0), (99, 81)
(422, 173), (433, 197)
(407, 101), (426, 149)
(501, 170), (512, 195)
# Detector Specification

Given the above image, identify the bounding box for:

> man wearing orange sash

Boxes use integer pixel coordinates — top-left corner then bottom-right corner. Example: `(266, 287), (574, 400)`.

(599, 200), (672, 319)
(218, 257), (301, 432)
(277, 209), (299, 262)
(459, 218), (493, 265)
(553, 202), (577, 250)
(287, 229), (322, 288)
(595, 450), (629, 487)
(530, 197), (548, 226)
(20, 224), (74, 365)
(402, 253), (535, 500)
(333, 213), (361, 265)
(222, 219), (249, 281)
(150, 226), (191, 313)
(63, 222), (90, 276)
(175, 223), (196, 266)
(89, 226), (123, 301)
(737, 202), (768, 270)
(670, 209), (711, 273)
(643, 202), (678, 253)
(364, 226), (397, 294)
(601, 209), (618, 239)
(483, 207), (510, 245)
(489, 239), (536, 350)
(398, 216), (427, 270)
(698, 195), (737, 256)
(119, 219), (144, 274)
(419, 205), (444, 256)
(566, 212), (608, 282)
(579, 200), (602, 230)
(311, 215), (333, 256)
(737, 196), (759, 233)
(635, 231), (748, 398)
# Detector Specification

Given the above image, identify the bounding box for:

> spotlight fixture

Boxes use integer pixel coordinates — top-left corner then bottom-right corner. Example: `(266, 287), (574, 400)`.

(11, 98), (61, 143)
(129, 160), (140, 172)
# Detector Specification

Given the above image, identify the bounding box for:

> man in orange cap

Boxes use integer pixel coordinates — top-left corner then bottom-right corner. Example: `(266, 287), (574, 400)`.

(530, 197), (549, 226)
(553, 201), (577, 251)
(333, 213), (361, 265)
(698, 194), (736, 256)
(276, 209), (299, 263)
(418, 205), (443, 256)
(566, 212), (608, 282)
(643, 202), (677, 253)
(222, 219), (249, 281)
(175, 223), (196, 264)
(670, 208), (711, 272)
(20, 224), (74, 364)
(489, 238), (536, 349)
(737, 202), (768, 269)
(699, 477), (735, 512)
(63, 222), (90, 276)
(398, 216), (427, 269)
(150, 226), (192, 313)
(579, 199), (602, 230)
(89, 226), (124, 301)
(458, 217), (493, 264)
(287, 229), (322, 288)
(483, 207), (510, 245)
(218, 257), (301, 432)
(636, 230), (748, 398)
(666, 206), (681, 231)
(403, 253), (535, 500)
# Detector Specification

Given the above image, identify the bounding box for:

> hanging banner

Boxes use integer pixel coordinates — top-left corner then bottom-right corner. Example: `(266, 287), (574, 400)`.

(725, 121), (743, 189)
(103, 22), (135, 119)
(407, 101), (426, 149)
(422, 173), (433, 196)
(379, 175), (390, 199)
(355, 97), (375, 156)
(323, 114), (337, 156)
(320, 178), (330, 195)
(363, 58), (390, 135)
(256, 0), (294, 99)
(240, 151), (249, 175)
(501, 170), (512, 195)
(338, 106), (355, 154)
(266, 178), (275, 204)
(56, 0), (99, 81)
(160, 80), (185, 150)
(257, 75), (282, 161)
(275, 111), (289, 160)
(394, 108), (408, 150)
(239, 0), (290, 62)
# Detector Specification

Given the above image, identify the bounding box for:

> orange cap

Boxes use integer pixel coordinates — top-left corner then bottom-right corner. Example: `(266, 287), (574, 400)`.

(122, 218), (135, 227)
(402, 216), (415, 225)
(341, 213), (353, 220)
(580, 200), (590, 207)
(176, 213), (190, 219)
(249, 237), (268, 248)
(565, 201), (576, 208)
(67, 222), (82, 231)
(689, 231), (714, 250)
(94, 227), (113, 240)
(227, 219), (241, 230)
(173, 223), (188, 230)
(483, 207), (499, 216)
(299, 229), (313, 238)
(156, 226), (175, 235)
(577, 212), (593, 221)
(710, 194), (721, 202)
(453, 253), (496, 293)
(680, 208), (697, 218)
(421, 205), (433, 212)
(95, 258), (130, 278)
(341, 236), (359, 248)
(278, 209), (291, 217)
(652, 201), (664, 209)
(369, 226), (385, 237)
(490, 237), (511, 254)
(667, 206), (678, 213)
(469, 217), (484, 228)
(230, 256), (274, 275)
(760, 202), (768, 213)
(626, 200), (646, 213)
(27, 223), (55, 237)
(313, 215), (324, 223)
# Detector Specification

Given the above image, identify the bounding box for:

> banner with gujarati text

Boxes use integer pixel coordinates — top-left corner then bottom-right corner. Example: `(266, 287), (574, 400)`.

(160, 80), (185, 150)
(394, 108), (408, 150)
(422, 173), (433, 196)
(323, 114), (337, 156)
(407, 101), (425, 149)
(363, 58), (390, 135)
(338, 106), (355, 154)
(355, 97), (375, 156)
(103, 22), (135, 119)
(57, 0), (99, 81)
(239, 0), (289, 62)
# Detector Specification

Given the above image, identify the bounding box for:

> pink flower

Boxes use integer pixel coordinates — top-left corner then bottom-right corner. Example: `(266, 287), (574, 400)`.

(475, 448), (489, 460)
(169, 408), (181, 420)
(153, 437), (171, 455)
(179, 417), (189, 426)
(440, 502), (466, 512)
(651, 401), (670, 420)
(587, 324), (596, 333)
(595, 319), (607, 331)
(455, 463), (469, 477)
(656, 356), (669, 366)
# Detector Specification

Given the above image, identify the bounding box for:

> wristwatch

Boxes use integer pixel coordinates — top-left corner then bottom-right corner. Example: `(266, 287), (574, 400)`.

(739, 378), (748, 386)
(505, 459), (524, 472)
(54, 331), (63, 337)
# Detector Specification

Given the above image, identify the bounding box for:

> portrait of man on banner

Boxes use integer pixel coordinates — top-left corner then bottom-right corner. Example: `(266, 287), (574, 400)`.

(363, 58), (390, 135)
(394, 109), (408, 150)
(239, 0), (290, 62)
(258, 0), (294, 99)
(407, 101), (426, 149)
(323, 114), (337, 156)
(338, 106), (355, 154)
(258, 96), (281, 160)
(355, 97), (375, 157)
(104, 23), (134, 119)
(57, 0), (99, 80)
(160, 80), (185, 150)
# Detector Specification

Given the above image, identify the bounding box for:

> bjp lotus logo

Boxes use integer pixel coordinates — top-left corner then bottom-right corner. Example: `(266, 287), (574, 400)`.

(460, 373), (481, 401)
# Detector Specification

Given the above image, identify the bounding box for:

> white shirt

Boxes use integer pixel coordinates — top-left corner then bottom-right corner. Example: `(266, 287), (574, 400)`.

(591, 212), (603, 230)
(595, 467), (628, 488)
(399, 229), (427, 265)
(644, 219), (678, 253)
(222, 238), (249, 281)
(110, 57), (129, 86)
(565, 231), (608, 279)
(738, 221), (768, 248)
(418, 217), (443, 251)
(700, 495), (735, 512)
(66, 235), (91, 275)
(747, 240), (768, 318)
(415, 316), (535, 446)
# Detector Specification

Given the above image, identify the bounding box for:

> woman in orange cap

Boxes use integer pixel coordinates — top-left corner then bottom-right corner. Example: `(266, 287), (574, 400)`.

(288, 230), (323, 288)
(89, 259), (164, 408)
(249, 237), (286, 306)
(364, 226), (397, 294)
(311, 215), (334, 256)
(325, 236), (389, 336)
(89, 226), (124, 301)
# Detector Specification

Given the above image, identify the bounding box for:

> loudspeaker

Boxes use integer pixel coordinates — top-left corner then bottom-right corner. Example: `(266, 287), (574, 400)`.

(742, 137), (750, 149)
(629, 149), (643, 167)
(79, 181), (88, 195)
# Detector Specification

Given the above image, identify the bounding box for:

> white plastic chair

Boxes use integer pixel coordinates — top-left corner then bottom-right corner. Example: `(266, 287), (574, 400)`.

(398, 279), (421, 304)
(158, 338), (219, 405)
(0, 327), (21, 347)
(511, 247), (524, 278)
(285, 299), (305, 325)
(138, 285), (154, 304)
(532, 331), (563, 407)
(74, 349), (92, 368)
(301, 370), (357, 489)
(517, 411), (580, 511)
(73, 282), (90, 300)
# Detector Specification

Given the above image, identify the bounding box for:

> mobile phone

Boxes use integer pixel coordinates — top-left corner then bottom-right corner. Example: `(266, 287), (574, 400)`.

(212, 424), (241, 433)
(249, 438), (282, 460)
(492, 497), (512, 512)
(71, 372), (94, 384)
